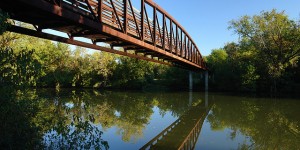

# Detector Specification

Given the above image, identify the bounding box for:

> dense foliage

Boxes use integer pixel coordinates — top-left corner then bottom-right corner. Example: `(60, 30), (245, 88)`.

(206, 10), (300, 94)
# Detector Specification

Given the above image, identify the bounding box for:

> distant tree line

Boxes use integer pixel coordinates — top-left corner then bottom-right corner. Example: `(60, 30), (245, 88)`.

(206, 10), (300, 94)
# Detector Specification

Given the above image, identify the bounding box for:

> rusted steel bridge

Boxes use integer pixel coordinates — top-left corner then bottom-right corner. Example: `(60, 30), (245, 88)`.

(0, 0), (206, 70)
(140, 103), (211, 150)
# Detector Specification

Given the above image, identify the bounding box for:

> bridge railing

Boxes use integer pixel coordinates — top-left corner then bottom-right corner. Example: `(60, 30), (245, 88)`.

(177, 112), (205, 150)
(139, 118), (182, 150)
(46, 0), (205, 67)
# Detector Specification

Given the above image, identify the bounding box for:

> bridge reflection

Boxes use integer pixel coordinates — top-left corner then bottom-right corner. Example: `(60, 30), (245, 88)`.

(140, 93), (211, 150)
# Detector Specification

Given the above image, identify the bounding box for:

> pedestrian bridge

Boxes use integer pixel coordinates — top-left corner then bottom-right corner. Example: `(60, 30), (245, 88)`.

(0, 0), (206, 71)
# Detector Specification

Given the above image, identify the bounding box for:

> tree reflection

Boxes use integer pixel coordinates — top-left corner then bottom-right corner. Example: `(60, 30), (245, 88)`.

(154, 92), (203, 117)
(0, 88), (109, 149)
(73, 91), (154, 142)
(96, 92), (204, 142)
(42, 90), (200, 143)
(40, 90), (109, 149)
(207, 95), (300, 149)
(43, 117), (108, 149)
(1, 88), (204, 148)
(0, 88), (43, 149)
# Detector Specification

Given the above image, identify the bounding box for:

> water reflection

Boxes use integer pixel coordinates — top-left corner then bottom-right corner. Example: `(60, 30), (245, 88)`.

(1, 89), (299, 149)
(41, 91), (109, 149)
(196, 94), (300, 149)
(0, 88), (43, 149)
(0, 88), (204, 149)
(140, 97), (211, 150)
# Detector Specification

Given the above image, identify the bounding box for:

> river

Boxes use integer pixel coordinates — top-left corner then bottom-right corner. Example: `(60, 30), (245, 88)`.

(1, 88), (299, 149)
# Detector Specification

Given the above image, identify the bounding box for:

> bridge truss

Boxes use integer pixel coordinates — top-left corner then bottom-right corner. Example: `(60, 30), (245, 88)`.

(0, 0), (206, 71)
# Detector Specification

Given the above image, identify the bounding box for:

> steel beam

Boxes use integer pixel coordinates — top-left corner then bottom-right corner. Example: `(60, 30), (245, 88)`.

(0, 0), (206, 71)
(141, 0), (145, 40)
(9, 25), (173, 66)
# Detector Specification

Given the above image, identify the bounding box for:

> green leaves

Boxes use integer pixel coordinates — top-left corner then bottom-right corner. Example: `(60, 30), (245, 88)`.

(0, 48), (42, 88)
(206, 9), (300, 92)
(230, 10), (300, 77)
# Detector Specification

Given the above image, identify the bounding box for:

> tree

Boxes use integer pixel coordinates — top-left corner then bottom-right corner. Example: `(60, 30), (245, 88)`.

(206, 49), (237, 91)
(0, 48), (41, 87)
(229, 9), (300, 92)
(206, 49), (228, 72)
(224, 42), (260, 91)
(112, 57), (156, 89)
(87, 51), (117, 87)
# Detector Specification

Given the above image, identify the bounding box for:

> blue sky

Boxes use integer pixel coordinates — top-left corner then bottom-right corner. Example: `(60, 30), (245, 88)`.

(146, 0), (300, 56)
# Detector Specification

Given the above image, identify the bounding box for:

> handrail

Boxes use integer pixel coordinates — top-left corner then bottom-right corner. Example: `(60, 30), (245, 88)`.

(178, 112), (206, 150)
(0, 0), (206, 70)
(139, 118), (182, 150)
(57, 0), (204, 66)
(144, 0), (202, 58)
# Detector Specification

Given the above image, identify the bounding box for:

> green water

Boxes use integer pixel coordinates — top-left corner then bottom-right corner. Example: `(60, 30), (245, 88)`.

(0, 89), (299, 149)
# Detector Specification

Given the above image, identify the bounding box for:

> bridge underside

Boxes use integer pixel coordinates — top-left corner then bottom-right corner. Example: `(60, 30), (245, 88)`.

(0, 0), (206, 71)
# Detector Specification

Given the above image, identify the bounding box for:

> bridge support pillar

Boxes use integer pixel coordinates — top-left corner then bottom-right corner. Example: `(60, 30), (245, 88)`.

(189, 71), (193, 91)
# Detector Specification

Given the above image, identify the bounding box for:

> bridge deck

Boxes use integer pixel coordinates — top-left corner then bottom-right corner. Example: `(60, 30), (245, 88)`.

(0, 0), (206, 70)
